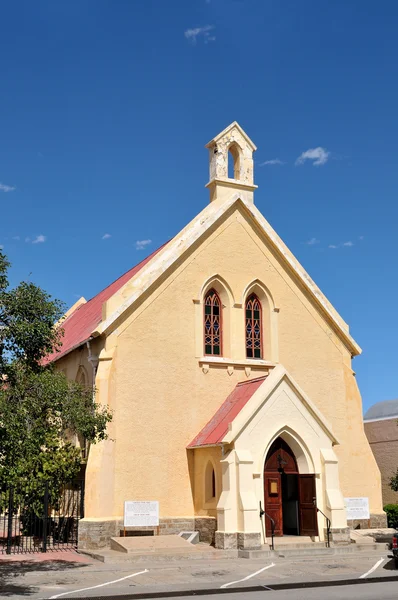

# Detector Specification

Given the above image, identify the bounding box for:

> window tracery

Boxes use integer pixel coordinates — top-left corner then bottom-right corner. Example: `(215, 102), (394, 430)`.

(245, 294), (262, 359)
(204, 289), (222, 356)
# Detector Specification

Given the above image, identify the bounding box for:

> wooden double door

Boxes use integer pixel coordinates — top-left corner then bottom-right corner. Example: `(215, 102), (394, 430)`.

(264, 438), (318, 537)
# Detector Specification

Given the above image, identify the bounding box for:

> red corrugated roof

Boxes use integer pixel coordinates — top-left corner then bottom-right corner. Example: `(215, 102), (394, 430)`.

(46, 242), (167, 363)
(188, 375), (268, 448)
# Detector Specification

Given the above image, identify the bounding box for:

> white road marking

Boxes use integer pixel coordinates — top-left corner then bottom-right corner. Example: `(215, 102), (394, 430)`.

(49, 569), (149, 598)
(220, 563), (275, 588)
(359, 557), (385, 579)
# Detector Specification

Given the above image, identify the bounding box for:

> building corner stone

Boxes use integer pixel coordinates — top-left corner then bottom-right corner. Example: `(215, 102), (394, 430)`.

(237, 532), (262, 550)
(215, 531), (238, 550)
(328, 527), (351, 546)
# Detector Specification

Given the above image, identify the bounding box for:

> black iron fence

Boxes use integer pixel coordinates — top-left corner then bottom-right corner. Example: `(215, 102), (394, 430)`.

(0, 480), (84, 554)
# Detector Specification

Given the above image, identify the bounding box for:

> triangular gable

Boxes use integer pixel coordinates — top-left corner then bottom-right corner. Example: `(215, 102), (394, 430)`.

(94, 195), (361, 356)
(189, 365), (339, 449)
(223, 364), (339, 446)
(205, 121), (257, 152)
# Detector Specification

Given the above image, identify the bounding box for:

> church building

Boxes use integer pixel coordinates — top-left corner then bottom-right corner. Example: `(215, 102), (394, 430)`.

(49, 123), (385, 550)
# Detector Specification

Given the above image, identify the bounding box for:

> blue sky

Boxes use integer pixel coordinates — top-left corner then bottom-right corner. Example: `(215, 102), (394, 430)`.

(0, 0), (397, 411)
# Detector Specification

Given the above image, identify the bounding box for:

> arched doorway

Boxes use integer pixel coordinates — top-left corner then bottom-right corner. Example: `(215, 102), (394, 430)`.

(264, 437), (318, 537)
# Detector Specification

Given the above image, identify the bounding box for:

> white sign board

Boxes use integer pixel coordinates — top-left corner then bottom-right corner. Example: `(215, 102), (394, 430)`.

(124, 501), (159, 527)
(344, 497), (370, 520)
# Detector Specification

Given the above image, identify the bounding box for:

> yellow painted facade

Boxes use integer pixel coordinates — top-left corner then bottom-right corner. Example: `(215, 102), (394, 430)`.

(56, 123), (384, 549)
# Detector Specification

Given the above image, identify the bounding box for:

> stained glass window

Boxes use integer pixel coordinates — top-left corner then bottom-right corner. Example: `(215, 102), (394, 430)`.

(204, 289), (222, 356)
(245, 294), (262, 359)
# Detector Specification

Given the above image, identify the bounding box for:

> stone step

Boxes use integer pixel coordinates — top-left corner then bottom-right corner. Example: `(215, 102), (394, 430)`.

(81, 548), (239, 563)
(273, 541), (327, 551)
(239, 542), (388, 559)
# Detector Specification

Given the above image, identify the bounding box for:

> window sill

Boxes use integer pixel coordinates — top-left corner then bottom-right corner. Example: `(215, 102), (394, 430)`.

(198, 357), (276, 375)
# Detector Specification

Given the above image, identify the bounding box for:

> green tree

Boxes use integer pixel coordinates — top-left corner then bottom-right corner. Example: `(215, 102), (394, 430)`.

(390, 470), (398, 493)
(0, 249), (112, 506)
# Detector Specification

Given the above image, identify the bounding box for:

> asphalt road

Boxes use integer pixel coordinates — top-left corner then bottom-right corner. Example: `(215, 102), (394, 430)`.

(1, 550), (397, 599)
(175, 583), (398, 600)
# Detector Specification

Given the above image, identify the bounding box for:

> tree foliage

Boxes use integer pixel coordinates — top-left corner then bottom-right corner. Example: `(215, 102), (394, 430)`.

(390, 470), (398, 493)
(384, 504), (398, 528)
(389, 420), (398, 494)
(0, 249), (112, 499)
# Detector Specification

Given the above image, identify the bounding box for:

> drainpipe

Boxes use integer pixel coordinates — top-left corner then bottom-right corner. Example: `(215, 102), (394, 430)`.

(83, 339), (99, 462)
(86, 338), (99, 400)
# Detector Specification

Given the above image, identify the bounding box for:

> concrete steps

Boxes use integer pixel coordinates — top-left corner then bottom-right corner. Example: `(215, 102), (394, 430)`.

(239, 541), (389, 559)
(82, 547), (239, 563)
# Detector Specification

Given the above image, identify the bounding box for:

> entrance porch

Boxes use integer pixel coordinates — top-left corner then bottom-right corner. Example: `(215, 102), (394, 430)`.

(188, 365), (350, 550)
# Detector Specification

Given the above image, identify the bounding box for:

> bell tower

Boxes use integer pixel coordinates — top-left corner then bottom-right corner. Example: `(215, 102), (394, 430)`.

(205, 121), (257, 204)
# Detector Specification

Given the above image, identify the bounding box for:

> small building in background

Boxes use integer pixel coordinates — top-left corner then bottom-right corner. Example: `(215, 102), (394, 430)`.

(364, 400), (398, 506)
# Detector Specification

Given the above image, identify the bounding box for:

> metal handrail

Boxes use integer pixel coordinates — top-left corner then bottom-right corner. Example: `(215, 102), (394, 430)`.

(316, 507), (331, 548)
(259, 501), (275, 551)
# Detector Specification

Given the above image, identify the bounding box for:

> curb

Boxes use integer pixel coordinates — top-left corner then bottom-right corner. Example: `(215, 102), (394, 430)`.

(63, 574), (398, 600)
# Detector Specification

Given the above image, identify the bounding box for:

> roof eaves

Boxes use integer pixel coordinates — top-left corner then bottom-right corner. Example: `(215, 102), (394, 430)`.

(48, 336), (93, 364)
(187, 443), (223, 450)
(364, 414), (398, 424)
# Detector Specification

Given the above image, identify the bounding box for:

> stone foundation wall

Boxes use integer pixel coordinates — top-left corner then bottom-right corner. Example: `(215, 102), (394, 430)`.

(327, 527), (350, 546)
(194, 517), (217, 545)
(215, 531), (261, 550)
(79, 519), (119, 550)
(348, 512), (387, 530)
(78, 516), (217, 550)
(215, 531), (237, 550)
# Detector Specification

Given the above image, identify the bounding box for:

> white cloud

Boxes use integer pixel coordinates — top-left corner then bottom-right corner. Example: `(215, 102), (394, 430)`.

(135, 239), (152, 250)
(12, 236), (20, 241)
(32, 234), (46, 244)
(260, 159), (285, 166)
(306, 237), (320, 246)
(184, 25), (215, 44)
(295, 147), (330, 167)
(102, 233), (111, 240)
(0, 244), (3, 250)
(359, 235), (364, 240)
(0, 182), (16, 192)
(328, 241), (354, 249)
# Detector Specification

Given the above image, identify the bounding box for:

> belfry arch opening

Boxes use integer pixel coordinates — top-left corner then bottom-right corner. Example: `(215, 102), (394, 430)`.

(263, 437), (318, 537)
(228, 143), (241, 180)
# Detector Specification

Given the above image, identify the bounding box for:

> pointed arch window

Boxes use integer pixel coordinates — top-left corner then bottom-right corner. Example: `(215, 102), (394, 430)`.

(228, 143), (241, 180)
(204, 289), (222, 356)
(205, 461), (216, 502)
(245, 294), (262, 359)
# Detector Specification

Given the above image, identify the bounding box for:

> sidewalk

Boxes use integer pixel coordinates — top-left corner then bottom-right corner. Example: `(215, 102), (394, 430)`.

(1, 546), (397, 599)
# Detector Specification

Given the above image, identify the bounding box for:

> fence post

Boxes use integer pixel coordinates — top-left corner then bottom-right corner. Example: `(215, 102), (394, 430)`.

(79, 479), (85, 519)
(42, 482), (49, 553)
(6, 486), (14, 555)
